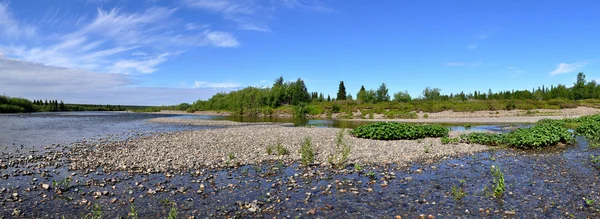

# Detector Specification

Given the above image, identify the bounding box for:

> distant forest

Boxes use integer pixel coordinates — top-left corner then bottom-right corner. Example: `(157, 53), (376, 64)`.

(186, 72), (600, 116)
(0, 96), (126, 113)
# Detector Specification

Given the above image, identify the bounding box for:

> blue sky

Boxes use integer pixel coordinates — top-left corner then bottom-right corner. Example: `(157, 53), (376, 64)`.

(1, 0), (599, 105)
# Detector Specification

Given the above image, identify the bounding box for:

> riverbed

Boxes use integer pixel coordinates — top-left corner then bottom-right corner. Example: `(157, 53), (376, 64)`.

(1, 112), (599, 218)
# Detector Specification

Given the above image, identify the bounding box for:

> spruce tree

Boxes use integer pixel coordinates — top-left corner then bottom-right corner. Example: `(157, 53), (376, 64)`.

(337, 81), (347, 100)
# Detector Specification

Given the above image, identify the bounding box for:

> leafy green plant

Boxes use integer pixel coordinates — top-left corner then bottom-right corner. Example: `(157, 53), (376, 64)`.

(451, 185), (467, 200)
(331, 104), (341, 113)
(83, 203), (102, 219)
(423, 113), (429, 119)
(491, 166), (505, 198)
(366, 171), (376, 180)
(585, 198), (595, 207)
(128, 205), (139, 219)
(276, 143), (289, 155)
(328, 129), (352, 168)
(228, 153), (235, 160)
(423, 144), (431, 153)
(463, 123), (473, 129)
(52, 178), (72, 192)
(441, 136), (459, 144)
(165, 205), (177, 219)
(354, 163), (363, 171)
(460, 132), (504, 146)
(503, 123), (573, 148)
(266, 144), (274, 155)
(351, 122), (449, 140)
(300, 137), (315, 166)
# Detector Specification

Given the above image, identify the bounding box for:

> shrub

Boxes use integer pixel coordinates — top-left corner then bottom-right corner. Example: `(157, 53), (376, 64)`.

(460, 132), (504, 146)
(351, 122), (449, 140)
(503, 123), (573, 149)
(441, 136), (459, 144)
(491, 166), (505, 198)
(331, 104), (341, 113)
(300, 137), (315, 166)
(328, 129), (351, 168)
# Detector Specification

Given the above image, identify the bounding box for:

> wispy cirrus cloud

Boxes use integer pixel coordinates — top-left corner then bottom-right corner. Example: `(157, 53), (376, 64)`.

(180, 0), (332, 32)
(444, 62), (468, 66)
(1, 5), (239, 74)
(549, 61), (591, 75)
(194, 81), (241, 89)
(444, 60), (482, 67)
(0, 3), (37, 40)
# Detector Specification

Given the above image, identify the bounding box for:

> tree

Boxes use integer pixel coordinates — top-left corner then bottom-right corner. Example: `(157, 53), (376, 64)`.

(393, 91), (411, 102)
(573, 72), (587, 100)
(59, 101), (66, 111)
(375, 83), (390, 102)
(422, 87), (441, 100)
(327, 95), (331, 102)
(337, 81), (347, 100)
(290, 78), (310, 105)
(356, 86), (367, 102)
(346, 94), (353, 100)
(318, 93), (325, 102)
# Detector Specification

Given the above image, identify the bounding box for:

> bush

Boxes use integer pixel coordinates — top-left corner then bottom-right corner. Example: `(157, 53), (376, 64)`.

(441, 136), (459, 144)
(503, 124), (573, 149)
(0, 104), (25, 113)
(300, 137), (315, 166)
(331, 104), (341, 113)
(460, 132), (504, 146)
(351, 122), (449, 140)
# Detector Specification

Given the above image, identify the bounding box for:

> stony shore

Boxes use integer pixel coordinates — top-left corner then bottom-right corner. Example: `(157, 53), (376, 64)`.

(70, 122), (489, 173)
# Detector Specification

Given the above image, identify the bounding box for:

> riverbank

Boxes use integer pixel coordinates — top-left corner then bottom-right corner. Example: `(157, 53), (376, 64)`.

(150, 106), (600, 124)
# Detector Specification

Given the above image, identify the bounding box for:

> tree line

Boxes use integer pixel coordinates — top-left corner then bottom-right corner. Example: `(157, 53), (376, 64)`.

(187, 72), (600, 114)
(0, 96), (126, 113)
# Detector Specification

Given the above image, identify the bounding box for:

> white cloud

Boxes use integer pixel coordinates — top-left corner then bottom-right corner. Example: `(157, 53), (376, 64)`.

(181, 0), (331, 32)
(0, 3), (37, 40)
(201, 30), (239, 47)
(111, 53), (172, 74)
(1, 6), (239, 74)
(185, 22), (209, 30)
(194, 81), (241, 89)
(281, 0), (335, 13)
(550, 61), (590, 75)
(0, 57), (229, 105)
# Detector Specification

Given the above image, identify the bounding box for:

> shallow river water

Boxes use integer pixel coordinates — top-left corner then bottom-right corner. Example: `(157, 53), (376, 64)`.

(0, 112), (598, 218)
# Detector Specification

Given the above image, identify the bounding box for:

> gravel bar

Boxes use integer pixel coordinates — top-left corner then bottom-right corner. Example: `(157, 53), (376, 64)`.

(70, 122), (489, 173)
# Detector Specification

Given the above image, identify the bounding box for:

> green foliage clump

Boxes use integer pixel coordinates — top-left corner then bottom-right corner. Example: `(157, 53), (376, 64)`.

(351, 122), (449, 140)
(441, 136), (459, 144)
(451, 185), (467, 200)
(328, 129), (351, 168)
(460, 132), (504, 146)
(300, 137), (315, 166)
(503, 124), (573, 148)
(293, 103), (309, 127)
(491, 166), (506, 198)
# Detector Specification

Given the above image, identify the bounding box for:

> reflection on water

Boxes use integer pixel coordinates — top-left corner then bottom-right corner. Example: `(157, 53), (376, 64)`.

(175, 114), (532, 131)
(0, 112), (203, 153)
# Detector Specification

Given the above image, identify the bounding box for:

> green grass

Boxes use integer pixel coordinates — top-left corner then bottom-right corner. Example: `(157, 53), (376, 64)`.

(451, 185), (467, 201)
(328, 129), (351, 168)
(491, 165), (506, 198)
(300, 137), (315, 166)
